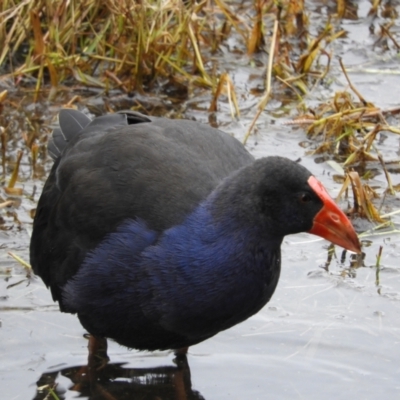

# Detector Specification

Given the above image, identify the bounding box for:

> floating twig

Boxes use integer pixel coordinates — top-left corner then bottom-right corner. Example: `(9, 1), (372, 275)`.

(8, 252), (32, 278)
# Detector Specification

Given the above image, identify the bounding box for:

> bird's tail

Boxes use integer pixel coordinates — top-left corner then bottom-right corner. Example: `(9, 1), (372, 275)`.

(47, 109), (92, 160)
(48, 108), (152, 160)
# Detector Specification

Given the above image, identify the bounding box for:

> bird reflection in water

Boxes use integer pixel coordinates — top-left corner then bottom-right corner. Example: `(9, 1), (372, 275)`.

(34, 352), (204, 400)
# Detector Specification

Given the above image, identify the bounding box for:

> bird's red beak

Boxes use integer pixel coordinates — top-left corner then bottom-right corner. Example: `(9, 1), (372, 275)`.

(308, 176), (361, 254)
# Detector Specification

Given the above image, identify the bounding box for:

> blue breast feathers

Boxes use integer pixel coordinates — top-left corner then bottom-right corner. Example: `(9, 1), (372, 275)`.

(62, 203), (281, 340)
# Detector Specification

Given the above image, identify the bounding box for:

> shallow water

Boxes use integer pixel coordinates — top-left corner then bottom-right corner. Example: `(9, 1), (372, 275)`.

(1, 1), (400, 399)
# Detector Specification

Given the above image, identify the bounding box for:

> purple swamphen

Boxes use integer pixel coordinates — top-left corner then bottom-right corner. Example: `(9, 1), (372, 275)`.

(30, 109), (360, 358)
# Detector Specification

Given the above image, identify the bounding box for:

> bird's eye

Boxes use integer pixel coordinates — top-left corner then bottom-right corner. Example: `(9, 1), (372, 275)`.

(300, 193), (311, 203)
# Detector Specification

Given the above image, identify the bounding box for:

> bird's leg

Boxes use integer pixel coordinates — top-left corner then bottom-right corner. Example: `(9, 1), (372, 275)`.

(172, 351), (192, 400)
(174, 346), (188, 356)
(88, 334), (109, 371)
(71, 335), (109, 388)
(85, 335), (116, 397)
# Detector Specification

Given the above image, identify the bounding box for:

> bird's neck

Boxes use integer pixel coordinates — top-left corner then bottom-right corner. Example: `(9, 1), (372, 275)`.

(156, 199), (279, 273)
